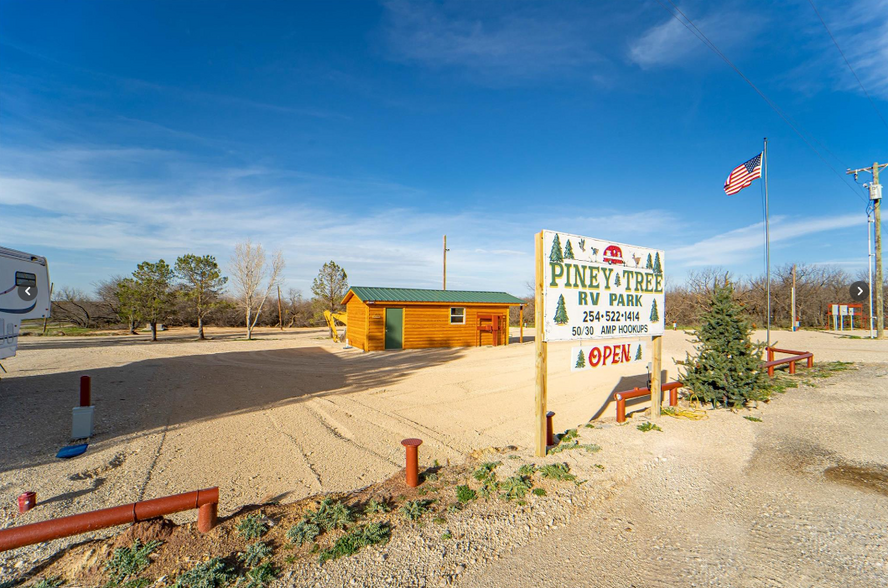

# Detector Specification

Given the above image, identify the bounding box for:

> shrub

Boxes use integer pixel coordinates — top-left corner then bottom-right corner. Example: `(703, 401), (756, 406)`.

(236, 514), (268, 541)
(238, 562), (277, 588)
(364, 498), (392, 515)
(517, 464), (537, 476)
(105, 539), (162, 584)
(304, 498), (354, 532)
(498, 476), (533, 501)
(472, 462), (501, 481)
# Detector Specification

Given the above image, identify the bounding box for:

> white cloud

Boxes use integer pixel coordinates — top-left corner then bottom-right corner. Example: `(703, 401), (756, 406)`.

(628, 7), (765, 69)
(669, 214), (864, 266)
(381, 0), (607, 82)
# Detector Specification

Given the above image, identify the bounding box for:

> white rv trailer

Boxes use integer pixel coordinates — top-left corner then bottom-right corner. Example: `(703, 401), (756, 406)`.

(0, 247), (51, 360)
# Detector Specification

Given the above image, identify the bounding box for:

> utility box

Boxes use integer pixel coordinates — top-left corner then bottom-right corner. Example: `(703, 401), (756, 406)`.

(72, 406), (94, 439)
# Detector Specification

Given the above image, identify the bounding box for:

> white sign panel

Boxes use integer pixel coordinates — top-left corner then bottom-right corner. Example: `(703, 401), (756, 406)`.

(542, 230), (665, 342)
(570, 341), (648, 371)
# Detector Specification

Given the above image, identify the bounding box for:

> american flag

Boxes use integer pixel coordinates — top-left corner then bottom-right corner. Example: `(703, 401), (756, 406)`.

(724, 153), (762, 195)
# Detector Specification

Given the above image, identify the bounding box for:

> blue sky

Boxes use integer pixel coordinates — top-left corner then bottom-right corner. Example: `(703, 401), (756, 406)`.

(1, 0), (884, 297)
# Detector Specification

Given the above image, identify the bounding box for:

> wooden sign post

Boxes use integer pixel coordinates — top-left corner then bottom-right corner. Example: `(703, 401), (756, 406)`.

(534, 230), (665, 454)
(534, 232), (548, 457)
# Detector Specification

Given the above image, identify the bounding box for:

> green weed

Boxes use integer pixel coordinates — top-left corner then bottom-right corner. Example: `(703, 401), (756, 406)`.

(318, 522), (390, 564)
(549, 441), (600, 454)
(304, 498), (354, 532)
(498, 476), (533, 501)
(456, 485), (477, 503)
(532, 488), (547, 497)
(637, 422), (662, 432)
(441, 531), (452, 540)
(174, 558), (234, 588)
(400, 499), (432, 521)
(286, 521), (320, 546)
(364, 498), (392, 515)
(238, 542), (271, 568)
(237, 562), (277, 588)
(472, 461), (502, 481)
(432, 516), (447, 525)
(538, 463), (576, 482)
(517, 464), (537, 476)
(105, 539), (162, 585)
(236, 514), (268, 540)
(32, 579), (63, 588)
(743, 415), (762, 422)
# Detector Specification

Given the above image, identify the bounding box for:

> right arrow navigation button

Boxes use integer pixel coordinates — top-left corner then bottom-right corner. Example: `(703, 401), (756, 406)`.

(850, 281), (869, 302)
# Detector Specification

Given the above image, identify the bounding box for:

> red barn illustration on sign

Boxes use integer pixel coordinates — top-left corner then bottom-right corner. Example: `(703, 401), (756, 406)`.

(602, 245), (624, 265)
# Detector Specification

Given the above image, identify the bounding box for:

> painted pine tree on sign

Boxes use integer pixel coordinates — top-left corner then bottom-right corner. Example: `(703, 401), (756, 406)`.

(554, 294), (569, 325)
(635, 345), (642, 360)
(575, 350), (585, 368)
(563, 240), (575, 259)
(549, 234), (563, 262)
(653, 252), (662, 275)
(650, 299), (659, 322)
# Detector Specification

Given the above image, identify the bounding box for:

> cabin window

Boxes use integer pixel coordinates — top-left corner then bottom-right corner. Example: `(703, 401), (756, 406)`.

(450, 308), (465, 324)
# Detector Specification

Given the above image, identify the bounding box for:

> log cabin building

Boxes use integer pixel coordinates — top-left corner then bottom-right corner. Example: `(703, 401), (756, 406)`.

(341, 287), (525, 351)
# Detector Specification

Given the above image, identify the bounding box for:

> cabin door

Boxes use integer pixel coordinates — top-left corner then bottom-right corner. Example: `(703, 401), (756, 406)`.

(384, 308), (404, 350)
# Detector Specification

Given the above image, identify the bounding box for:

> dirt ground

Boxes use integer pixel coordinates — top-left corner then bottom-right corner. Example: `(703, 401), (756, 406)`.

(1, 326), (887, 586)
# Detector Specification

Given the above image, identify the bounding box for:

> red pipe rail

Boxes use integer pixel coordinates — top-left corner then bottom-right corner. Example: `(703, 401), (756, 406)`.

(614, 382), (683, 423)
(763, 347), (814, 377)
(0, 487), (218, 552)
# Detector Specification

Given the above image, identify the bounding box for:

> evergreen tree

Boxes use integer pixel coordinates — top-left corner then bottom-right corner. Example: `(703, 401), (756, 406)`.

(650, 299), (659, 322)
(653, 252), (662, 275)
(615, 273), (621, 287)
(635, 345), (642, 361)
(563, 239), (575, 259)
(553, 294), (569, 325)
(645, 253), (653, 269)
(175, 254), (227, 340)
(131, 260), (175, 341)
(679, 281), (770, 407)
(575, 350), (585, 368)
(549, 234), (563, 263)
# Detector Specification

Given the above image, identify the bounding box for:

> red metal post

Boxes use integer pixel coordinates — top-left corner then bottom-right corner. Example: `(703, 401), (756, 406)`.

(197, 502), (218, 533)
(669, 387), (678, 406)
(767, 348), (774, 362)
(0, 487), (218, 552)
(807, 355), (814, 368)
(80, 375), (91, 407)
(401, 438), (422, 487)
(17, 492), (36, 514)
(768, 364), (775, 378)
(789, 360), (796, 375)
(545, 411), (555, 446)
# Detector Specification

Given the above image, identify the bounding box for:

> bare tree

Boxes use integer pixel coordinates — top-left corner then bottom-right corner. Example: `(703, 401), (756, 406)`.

(229, 240), (285, 340)
(54, 287), (93, 328)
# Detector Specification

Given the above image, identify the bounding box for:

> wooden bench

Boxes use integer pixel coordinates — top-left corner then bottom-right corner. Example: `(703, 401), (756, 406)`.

(614, 381), (683, 423)
(764, 347), (814, 377)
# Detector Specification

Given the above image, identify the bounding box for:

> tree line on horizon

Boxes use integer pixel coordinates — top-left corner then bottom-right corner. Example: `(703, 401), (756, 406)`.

(46, 240), (350, 341)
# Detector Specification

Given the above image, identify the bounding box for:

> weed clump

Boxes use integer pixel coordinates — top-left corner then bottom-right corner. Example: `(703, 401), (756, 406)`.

(304, 498), (354, 532)
(637, 422), (662, 432)
(532, 488), (547, 497)
(455, 485), (477, 503)
(364, 498), (392, 515)
(236, 514), (268, 541)
(105, 539), (162, 585)
(743, 415), (762, 422)
(538, 463), (576, 482)
(174, 557), (234, 588)
(318, 522), (390, 564)
(498, 476), (533, 501)
(238, 542), (272, 568)
(32, 579), (64, 588)
(238, 562), (278, 588)
(400, 499), (432, 521)
(287, 521), (321, 546)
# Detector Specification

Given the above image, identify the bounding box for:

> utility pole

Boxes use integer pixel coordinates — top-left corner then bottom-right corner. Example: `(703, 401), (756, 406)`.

(791, 264), (796, 332)
(277, 285), (283, 331)
(443, 235), (450, 290)
(847, 162), (885, 339)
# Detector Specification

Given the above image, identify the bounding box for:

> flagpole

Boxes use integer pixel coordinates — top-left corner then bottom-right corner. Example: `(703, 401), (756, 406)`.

(764, 137), (771, 349)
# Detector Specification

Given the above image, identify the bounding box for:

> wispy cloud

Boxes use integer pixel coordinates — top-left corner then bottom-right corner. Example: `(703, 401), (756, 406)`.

(381, 0), (608, 83)
(628, 5), (766, 69)
(670, 214), (864, 266)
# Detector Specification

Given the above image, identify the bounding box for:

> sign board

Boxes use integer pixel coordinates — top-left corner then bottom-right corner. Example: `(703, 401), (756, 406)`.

(541, 230), (665, 342)
(840, 305), (849, 316)
(570, 341), (648, 371)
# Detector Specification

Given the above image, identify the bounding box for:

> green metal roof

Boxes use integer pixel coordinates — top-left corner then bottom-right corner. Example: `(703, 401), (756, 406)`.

(344, 286), (525, 305)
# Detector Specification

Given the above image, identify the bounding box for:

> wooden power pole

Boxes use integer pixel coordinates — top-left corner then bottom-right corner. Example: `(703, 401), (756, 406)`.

(791, 264), (796, 332)
(847, 162), (885, 339)
(277, 285), (283, 330)
(443, 235), (450, 290)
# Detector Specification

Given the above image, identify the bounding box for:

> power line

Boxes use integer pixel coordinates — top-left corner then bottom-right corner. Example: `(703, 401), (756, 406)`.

(806, 0), (888, 132)
(651, 0), (866, 203)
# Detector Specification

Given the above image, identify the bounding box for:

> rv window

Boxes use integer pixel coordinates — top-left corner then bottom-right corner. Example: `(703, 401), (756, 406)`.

(15, 272), (37, 287)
